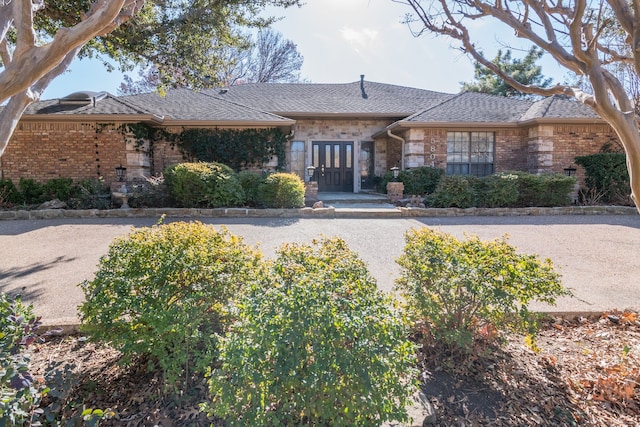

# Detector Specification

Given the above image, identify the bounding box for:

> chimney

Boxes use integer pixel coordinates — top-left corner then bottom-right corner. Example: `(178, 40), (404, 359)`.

(360, 74), (368, 99)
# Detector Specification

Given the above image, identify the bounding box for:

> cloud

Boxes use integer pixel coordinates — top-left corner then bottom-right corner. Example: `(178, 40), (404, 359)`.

(340, 27), (380, 56)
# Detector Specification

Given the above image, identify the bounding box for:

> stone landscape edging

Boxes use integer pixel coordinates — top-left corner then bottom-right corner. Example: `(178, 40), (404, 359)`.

(0, 205), (636, 220)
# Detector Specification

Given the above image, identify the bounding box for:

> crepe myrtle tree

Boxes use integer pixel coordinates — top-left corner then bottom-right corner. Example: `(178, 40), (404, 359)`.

(394, 0), (640, 212)
(0, 0), (301, 158)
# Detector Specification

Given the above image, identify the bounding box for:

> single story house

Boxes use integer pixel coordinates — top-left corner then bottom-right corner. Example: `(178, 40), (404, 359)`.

(1, 76), (620, 192)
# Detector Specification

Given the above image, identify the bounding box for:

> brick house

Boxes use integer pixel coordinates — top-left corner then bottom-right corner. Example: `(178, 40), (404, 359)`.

(1, 77), (619, 192)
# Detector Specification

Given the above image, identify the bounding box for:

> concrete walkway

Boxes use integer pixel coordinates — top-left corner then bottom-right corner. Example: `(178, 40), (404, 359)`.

(1, 210), (639, 328)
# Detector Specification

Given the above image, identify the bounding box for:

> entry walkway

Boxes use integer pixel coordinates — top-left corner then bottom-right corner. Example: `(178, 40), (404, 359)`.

(317, 192), (395, 208)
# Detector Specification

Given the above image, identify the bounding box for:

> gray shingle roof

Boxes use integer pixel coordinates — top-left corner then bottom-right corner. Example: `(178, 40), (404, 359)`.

(25, 82), (603, 125)
(204, 81), (454, 116)
(25, 89), (294, 124)
(404, 92), (532, 123)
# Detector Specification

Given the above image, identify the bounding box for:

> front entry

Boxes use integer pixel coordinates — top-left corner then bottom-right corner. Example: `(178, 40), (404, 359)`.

(312, 141), (354, 192)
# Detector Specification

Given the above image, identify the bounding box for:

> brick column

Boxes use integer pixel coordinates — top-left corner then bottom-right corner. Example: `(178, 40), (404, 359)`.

(386, 181), (404, 203)
(305, 181), (318, 202)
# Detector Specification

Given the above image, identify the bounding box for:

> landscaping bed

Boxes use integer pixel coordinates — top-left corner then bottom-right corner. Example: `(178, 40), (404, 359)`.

(29, 311), (639, 426)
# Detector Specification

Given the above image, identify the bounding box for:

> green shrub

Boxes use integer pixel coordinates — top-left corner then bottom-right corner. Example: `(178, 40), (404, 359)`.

(69, 178), (111, 209)
(396, 228), (570, 352)
(18, 178), (44, 204)
(164, 162), (244, 208)
(128, 175), (170, 208)
(510, 171), (575, 207)
(381, 167), (444, 196)
(237, 170), (264, 207)
(575, 153), (631, 205)
(259, 172), (305, 208)
(428, 175), (477, 208)
(474, 173), (519, 208)
(401, 166), (444, 195)
(79, 221), (263, 386)
(206, 237), (417, 426)
(42, 178), (79, 202)
(0, 293), (44, 425)
(0, 179), (24, 206)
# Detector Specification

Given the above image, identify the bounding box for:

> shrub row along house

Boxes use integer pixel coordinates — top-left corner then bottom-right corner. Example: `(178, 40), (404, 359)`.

(1, 76), (620, 193)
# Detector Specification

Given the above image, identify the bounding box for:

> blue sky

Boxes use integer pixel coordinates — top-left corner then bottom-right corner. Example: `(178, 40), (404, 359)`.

(42, 0), (570, 100)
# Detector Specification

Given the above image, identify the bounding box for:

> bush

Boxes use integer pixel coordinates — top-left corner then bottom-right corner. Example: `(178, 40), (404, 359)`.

(381, 167), (444, 196)
(428, 175), (477, 208)
(79, 221), (263, 386)
(42, 178), (79, 202)
(396, 228), (570, 352)
(206, 237), (417, 426)
(237, 171), (264, 207)
(18, 178), (44, 204)
(128, 175), (170, 208)
(0, 293), (44, 425)
(510, 171), (575, 207)
(258, 172), (305, 208)
(0, 179), (24, 207)
(474, 173), (519, 208)
(69, 178), (111, 210)
(164, 162), (245, 208)
(575, 153), (631, 205)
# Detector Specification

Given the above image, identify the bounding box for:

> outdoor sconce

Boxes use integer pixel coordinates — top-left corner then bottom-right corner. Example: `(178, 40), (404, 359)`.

(115, 164), (127, 182)
(391, 166), (400, 181)
(306, 165), (316, 181)
(563, 166), (577, 177)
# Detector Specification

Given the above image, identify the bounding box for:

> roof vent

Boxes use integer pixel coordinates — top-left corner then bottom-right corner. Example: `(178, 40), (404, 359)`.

(360, 74), (368, 99)
(59, 91), (107, 106)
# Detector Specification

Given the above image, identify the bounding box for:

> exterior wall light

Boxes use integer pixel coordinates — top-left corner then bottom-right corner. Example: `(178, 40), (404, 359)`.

(306, 165), (316, 181)
(115, 164), (127, 182)
(391, 166), (400, 181)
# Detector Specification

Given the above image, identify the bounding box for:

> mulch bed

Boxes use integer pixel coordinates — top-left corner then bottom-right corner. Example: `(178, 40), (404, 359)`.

(30, 311), (639, 426)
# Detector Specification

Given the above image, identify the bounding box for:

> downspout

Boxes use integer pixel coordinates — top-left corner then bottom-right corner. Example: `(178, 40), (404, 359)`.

(387, 129), (405, 171)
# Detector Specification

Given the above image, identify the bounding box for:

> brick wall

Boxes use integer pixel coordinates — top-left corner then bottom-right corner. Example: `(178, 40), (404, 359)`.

(2, 121), (128, 184)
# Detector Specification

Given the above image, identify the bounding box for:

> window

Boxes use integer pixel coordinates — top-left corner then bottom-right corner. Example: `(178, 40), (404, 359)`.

(446, 131), (494, 176)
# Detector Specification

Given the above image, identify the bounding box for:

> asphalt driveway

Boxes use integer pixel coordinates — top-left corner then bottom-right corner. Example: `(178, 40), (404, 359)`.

(1, 215), (639, 326)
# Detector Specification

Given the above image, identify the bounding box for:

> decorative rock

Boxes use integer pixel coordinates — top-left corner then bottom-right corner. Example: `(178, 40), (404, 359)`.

(37, 199), (67, 210)
(381, 390), (437, 427)
(312, 201), (324, 209)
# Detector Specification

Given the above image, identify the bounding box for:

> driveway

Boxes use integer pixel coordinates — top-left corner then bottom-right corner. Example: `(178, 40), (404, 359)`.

(1, 215), (639, 326)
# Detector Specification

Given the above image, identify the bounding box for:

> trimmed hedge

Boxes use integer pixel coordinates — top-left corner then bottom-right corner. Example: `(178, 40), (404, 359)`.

(164, 162), (245, 208)
(258, 172), (305, 208)
(427, 172), (575, 208)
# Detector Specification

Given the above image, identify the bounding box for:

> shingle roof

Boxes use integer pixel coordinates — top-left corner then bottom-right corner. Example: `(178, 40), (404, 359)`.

(520, 95), (600, 120)
(25, 82), (603, 125)
(25, 89), (294, 124)
(204, 81), (454, 116)
(404, 92), (532, 123)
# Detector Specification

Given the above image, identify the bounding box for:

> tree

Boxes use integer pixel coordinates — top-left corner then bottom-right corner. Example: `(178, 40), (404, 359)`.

(394, 0), (640, 213)
(0, 0), (301, 157)
(119, 28), (303, 94)
(460, 47), (553, 99)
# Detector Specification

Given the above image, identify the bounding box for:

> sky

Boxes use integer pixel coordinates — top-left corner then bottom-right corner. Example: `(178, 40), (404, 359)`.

(41, 0), (570, 100)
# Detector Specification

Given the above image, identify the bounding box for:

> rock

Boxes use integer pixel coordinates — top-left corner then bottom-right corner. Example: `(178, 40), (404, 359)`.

(312, 201), (324, 209)
(38, 199), (68, 210)
(381, 390), (437, 427)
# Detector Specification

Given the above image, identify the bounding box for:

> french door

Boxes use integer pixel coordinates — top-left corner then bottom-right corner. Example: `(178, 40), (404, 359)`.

(312, 141), (354, 192)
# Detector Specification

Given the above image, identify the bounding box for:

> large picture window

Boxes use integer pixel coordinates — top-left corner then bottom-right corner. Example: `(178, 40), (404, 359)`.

(446, 131), (495, 176)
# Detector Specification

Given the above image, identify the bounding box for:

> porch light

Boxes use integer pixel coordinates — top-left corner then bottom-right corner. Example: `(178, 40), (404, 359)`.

(563, 166), (577, 177)
(306, 165), (316, 180)
(391, 166), (400, 181)
(115, 164), (127, 182)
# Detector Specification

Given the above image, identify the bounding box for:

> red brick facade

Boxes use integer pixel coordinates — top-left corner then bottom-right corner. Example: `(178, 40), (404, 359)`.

(1, 118), (620, 191)
(2, 121), (127, 183)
